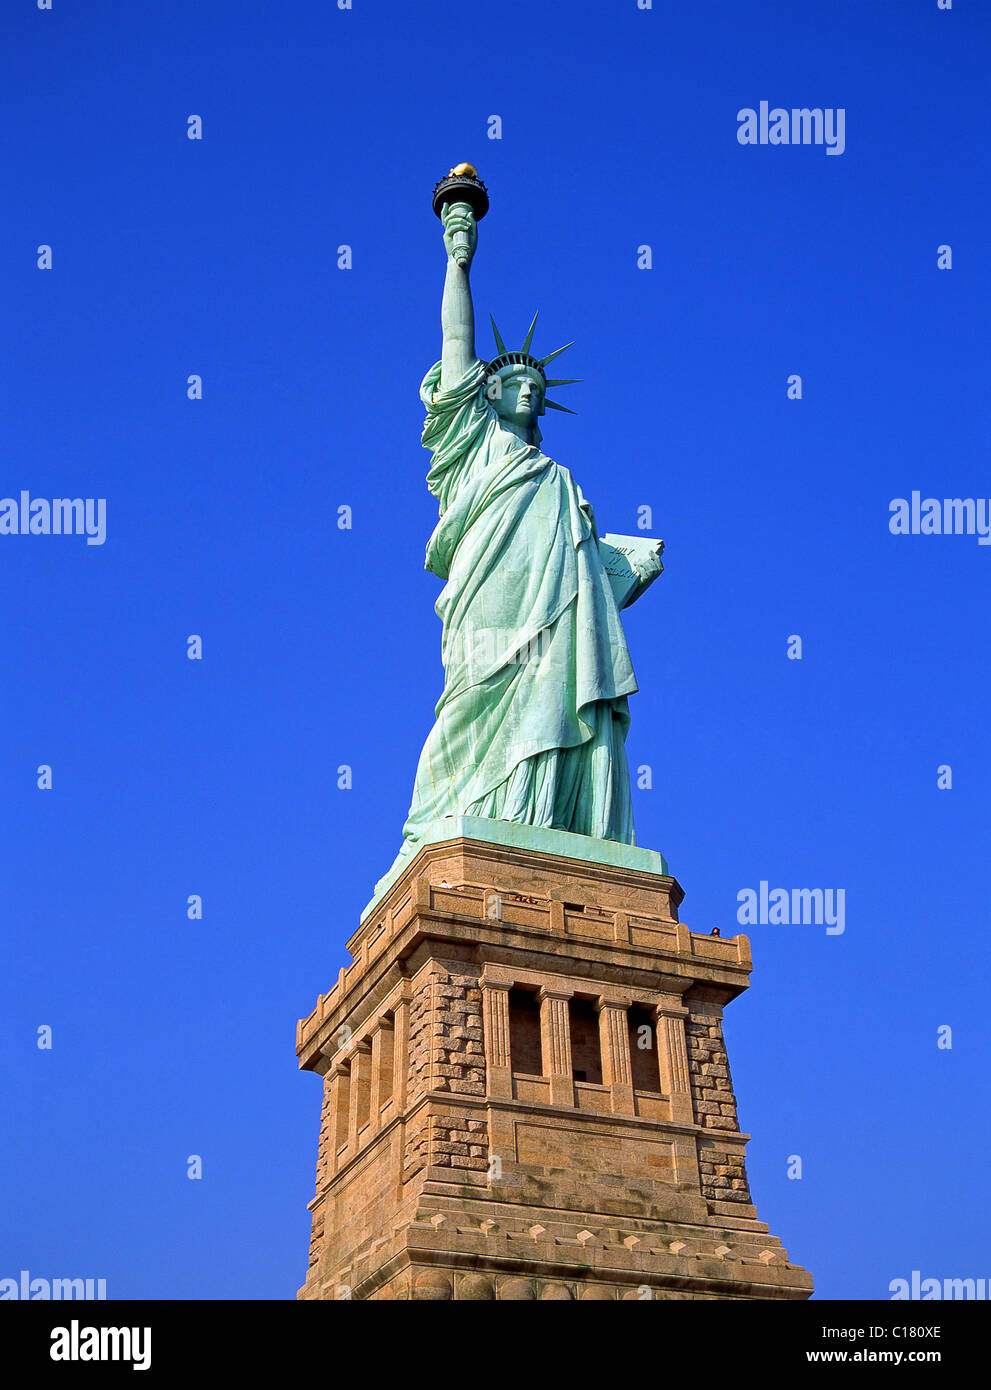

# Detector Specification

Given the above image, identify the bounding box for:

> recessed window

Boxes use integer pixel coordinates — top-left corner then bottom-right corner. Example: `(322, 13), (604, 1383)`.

(568, 998), (603, 1085)
(508, 987), (542, 1076)
(629, 1006), (661, 1093)
(379, 1020), (395, 1106)
(355, 1049), (372, 1133)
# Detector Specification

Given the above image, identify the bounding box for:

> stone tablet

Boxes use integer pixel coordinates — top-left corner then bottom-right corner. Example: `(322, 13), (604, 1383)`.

(598, 533), (665, 609)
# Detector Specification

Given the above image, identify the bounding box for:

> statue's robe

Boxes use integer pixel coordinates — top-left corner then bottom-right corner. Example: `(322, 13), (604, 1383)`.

(396, 357), (639, 864)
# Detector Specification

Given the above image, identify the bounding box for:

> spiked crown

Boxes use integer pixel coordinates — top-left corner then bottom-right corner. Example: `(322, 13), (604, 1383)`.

(486, 312), (581, 413)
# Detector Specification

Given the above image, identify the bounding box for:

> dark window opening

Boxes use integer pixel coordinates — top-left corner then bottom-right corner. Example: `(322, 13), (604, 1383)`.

(508, 987), (543, 1076)
(629, 1006), (661, 1092)
(378, 1021), (395, 1105)
(568, 997), (603, 1085)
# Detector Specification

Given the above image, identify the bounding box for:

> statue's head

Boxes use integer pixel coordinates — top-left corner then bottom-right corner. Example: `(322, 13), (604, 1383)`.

(485, 313), (579, 433)
(490, 365), (546, 428)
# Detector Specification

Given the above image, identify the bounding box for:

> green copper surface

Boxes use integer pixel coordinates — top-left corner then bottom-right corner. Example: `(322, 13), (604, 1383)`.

(376, 182), (665, 895)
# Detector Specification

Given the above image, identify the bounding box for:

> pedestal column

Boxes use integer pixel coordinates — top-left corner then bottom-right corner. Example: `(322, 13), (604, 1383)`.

(597, 999), (634, 1114)
(368, 1016), (395, 1129)
(329, 1062), (351, 1169)
(347, 1041), (373, 1150)
(393, 992), (411, 1111)
(538, 987), (573, 1106)
(481, 982), (512, 1098)
(654, 1002), (694, 1124)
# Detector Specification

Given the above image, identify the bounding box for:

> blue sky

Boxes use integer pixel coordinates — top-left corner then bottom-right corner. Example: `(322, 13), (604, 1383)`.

(2, 0), (988, 1299)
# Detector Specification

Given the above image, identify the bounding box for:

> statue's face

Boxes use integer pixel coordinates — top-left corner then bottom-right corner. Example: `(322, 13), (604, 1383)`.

(493, 370), (544, 428)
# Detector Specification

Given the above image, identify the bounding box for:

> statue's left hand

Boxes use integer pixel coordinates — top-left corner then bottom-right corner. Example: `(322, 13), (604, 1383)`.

(633, 547), (664, 584)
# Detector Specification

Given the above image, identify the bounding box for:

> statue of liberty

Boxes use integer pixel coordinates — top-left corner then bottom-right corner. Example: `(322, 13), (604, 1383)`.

(389, 166), (663, 880)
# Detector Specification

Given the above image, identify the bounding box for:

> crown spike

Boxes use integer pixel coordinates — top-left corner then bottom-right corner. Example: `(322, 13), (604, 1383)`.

(544, 399), (577, 414)
(521, 311), (539, 355)
(543, 378), (582, 388)
(490, 316), (507, 356)
(538, 341), (575, 366)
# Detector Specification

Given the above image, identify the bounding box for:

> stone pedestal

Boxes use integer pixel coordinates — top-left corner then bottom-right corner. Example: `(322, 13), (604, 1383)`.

(295, 830), (812, 1301)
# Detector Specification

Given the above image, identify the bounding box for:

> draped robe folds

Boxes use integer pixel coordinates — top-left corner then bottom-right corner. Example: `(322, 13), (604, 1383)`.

(396, 357), (640, 865)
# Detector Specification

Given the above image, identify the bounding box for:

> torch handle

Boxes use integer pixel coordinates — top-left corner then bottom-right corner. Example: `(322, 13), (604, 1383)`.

(442, 200), (475, 269)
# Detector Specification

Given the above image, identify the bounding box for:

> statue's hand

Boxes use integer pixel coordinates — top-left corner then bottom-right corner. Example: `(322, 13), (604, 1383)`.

(636, 549), (664, 582)
(441, 201), (477, 269)
(631, 545), (665, 589)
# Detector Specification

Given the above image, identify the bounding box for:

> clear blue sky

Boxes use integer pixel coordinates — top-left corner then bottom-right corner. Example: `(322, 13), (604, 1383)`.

(2, 0), (988, 1300)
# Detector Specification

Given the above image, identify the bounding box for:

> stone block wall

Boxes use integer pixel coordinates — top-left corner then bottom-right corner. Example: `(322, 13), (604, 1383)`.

(306, 1073), (335, 1271)
(428, 1111), (488, 1172)
(306, 1205), (324, 1278)
(313, 1073), (334, 1196)
(402, 1110), (429, 1181)
(698, 1139), (751, 1205)
(685, 997), (740, 1131)
(685, 996), (752, 1205)
(406, 977), (433, 1109)
(403, 962), (489, 1177)
(434, 966), (486, 1098)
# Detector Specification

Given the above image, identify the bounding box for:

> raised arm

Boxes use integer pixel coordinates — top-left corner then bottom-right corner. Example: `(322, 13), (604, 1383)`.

(439, 202), (477, 391)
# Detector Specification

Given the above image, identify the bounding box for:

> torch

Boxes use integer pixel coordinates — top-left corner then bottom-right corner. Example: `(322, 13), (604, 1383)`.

(431, 162), (489, 267)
